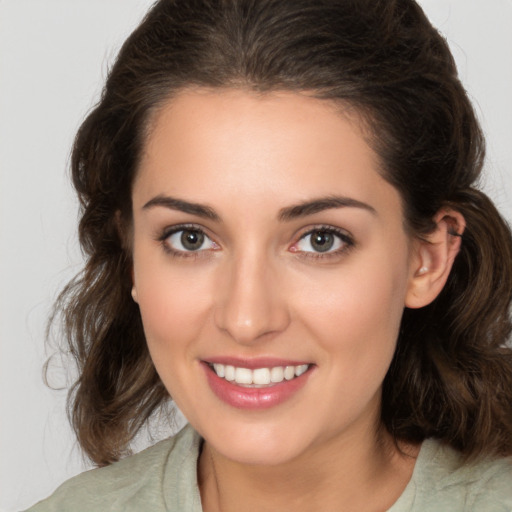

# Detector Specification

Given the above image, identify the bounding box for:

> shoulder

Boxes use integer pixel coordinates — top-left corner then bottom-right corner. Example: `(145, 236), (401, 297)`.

(25, 424), (203, 512)
(462, 454), (512, 510)
(409, 439), (512, 511)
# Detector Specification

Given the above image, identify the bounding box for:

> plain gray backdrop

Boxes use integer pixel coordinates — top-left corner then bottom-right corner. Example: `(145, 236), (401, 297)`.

(1, 1), (511, 510)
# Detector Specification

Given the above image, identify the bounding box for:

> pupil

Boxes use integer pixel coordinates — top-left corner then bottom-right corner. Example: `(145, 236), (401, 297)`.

(181, 230), (204, 251)
(312, 231), (334, 252)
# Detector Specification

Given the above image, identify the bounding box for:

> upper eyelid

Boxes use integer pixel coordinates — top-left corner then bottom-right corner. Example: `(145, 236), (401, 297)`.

(291, 227), (356, 260)
(292, 225), (355, 251)
(158, 223), (211, 239)
(159, 225), (218, 257)
(295, 224), (354, 241)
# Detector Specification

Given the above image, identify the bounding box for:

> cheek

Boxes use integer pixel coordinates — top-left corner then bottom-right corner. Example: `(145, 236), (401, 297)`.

(297, 245), (409, 367)
(292, 252), (409, 429)
(133, 259), (215, 409)
(132, 249), (213, 359)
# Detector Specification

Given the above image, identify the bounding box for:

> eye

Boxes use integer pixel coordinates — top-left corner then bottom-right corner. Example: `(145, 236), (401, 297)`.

(163, 227), (217, 254)
(293, 227), (354, 255)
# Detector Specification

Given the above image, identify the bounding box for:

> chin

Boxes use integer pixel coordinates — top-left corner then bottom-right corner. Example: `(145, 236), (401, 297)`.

(201, 420), (315, 466)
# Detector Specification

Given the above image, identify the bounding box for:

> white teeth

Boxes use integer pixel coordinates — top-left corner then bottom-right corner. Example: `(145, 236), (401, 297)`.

(224, 365), (235, 381)
(270, 366), (284, 383)
(210, 363), (310, 386)
(284, 366), (295, 380)
(295, 364), (308, 377)
(213, 363), (225, 378)
(253, 368), (271, 385)
(235, 367), (252, 384)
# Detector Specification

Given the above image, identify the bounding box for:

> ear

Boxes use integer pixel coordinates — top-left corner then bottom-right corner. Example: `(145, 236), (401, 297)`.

(405, 208), (465, 309)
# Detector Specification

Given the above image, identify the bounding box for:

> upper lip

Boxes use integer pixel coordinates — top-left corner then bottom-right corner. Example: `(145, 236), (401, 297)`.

(202, 356), (312, 369)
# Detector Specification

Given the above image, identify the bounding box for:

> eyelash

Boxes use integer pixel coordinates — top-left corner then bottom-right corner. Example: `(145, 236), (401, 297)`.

(156, 224), (355, 260)
(157, 224), (217, 259)
(292, 225), (355, 260)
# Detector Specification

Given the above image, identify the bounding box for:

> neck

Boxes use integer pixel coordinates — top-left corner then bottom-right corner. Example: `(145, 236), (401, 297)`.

(198, 421), (419, 512)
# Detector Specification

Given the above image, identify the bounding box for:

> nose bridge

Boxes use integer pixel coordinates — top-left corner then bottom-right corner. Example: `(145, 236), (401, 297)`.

(214, 243), (289, 344)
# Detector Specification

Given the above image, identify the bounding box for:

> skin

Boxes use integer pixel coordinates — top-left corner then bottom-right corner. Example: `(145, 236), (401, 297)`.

(130, 89), (463, 511)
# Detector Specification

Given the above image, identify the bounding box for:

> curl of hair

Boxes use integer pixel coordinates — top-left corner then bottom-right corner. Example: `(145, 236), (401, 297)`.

(52, 0), (512, 465)
(383, 189), (512, 460)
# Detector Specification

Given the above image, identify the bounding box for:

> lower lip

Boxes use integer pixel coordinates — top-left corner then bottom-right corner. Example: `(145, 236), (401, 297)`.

(202, 363), (312, 410)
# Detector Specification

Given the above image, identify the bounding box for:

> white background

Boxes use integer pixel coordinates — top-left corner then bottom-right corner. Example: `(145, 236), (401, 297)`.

(1, 1), (511, 510)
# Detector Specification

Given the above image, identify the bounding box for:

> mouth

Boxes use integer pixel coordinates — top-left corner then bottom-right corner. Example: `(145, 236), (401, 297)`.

(208, 362), (310, 387)
(201, 359), (314, 410)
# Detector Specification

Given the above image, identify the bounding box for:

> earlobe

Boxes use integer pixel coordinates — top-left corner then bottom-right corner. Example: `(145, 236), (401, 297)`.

(130, 263), (138, 303)
(405, 208), (465, 309)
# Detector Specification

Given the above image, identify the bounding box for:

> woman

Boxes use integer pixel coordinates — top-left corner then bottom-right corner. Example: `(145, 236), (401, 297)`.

(27, 0), (512, 510)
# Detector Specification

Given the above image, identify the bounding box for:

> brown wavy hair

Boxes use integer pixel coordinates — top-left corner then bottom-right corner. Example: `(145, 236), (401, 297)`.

(52, 0), (512, 466)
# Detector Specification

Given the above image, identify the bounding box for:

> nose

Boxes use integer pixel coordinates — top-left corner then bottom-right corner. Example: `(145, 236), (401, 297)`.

(214, 249), (290, 345)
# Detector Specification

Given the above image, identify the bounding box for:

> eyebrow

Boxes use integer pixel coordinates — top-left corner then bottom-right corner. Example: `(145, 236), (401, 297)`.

(142, 194), (376, 222)
(278, 196), (376, 221)
(142, 195), (221, 221)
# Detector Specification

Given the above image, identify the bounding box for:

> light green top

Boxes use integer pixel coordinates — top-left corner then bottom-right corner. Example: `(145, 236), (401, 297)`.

(26, 424), (512, 511)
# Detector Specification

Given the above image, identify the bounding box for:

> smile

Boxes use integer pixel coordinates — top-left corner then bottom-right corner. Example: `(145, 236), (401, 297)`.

(202, 360), (314, 410)
(210, 363), (310, 387)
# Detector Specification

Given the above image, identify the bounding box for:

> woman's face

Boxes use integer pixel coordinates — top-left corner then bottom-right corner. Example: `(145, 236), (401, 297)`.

(131, 89), (419, 466)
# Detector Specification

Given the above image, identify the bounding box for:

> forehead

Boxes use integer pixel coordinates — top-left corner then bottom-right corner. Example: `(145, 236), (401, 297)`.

(133, 88), (401, 220)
